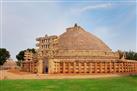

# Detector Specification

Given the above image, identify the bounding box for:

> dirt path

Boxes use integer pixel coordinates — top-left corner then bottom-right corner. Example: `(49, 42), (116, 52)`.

(0, 70), (133, 80)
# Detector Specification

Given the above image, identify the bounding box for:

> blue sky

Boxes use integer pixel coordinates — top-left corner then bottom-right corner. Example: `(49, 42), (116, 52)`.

(0, 0), (136, 60)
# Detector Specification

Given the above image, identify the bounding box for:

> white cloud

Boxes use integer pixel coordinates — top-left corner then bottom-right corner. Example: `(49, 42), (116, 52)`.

(70, 3), (112, 15)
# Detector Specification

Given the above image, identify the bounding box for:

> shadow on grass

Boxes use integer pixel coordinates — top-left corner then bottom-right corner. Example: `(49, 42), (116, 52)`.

(129, 74), (137, 78)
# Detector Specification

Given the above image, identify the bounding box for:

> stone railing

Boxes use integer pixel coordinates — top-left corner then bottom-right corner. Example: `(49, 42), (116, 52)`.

(55, 50), (119, 59)
(50, 59), (137, 74)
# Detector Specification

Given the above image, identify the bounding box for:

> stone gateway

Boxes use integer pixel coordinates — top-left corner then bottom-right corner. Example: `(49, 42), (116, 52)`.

(22, 24), (137, 74)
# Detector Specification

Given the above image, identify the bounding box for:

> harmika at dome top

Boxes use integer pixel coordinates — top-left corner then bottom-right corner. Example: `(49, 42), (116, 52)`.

(58, 24), (111, 51)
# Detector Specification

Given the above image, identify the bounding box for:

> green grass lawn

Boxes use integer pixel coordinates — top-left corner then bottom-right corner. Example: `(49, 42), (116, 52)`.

(0, 76), (137, 91)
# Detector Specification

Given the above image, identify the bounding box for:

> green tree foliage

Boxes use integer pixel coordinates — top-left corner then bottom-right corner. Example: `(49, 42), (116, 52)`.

(125, 51), (137, 60)
(16, 48), (36, 66)
(16, 48), (36, 61)
(16, 50), (25, 61)
(0, 48), (10, 65)
(117, 50), (137, 61)
(26, 48), (36, 54)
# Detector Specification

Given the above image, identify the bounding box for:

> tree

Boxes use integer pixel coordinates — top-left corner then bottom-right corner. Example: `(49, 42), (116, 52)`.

(26, 48), (36, 54)
(134, 53), (137, 60)
(16, 48), (36, 66)
(116, 50), (137, 61)
(0, 48), (10, 65)
(16, 50), (25, 61)
(125, 51), (137, 61)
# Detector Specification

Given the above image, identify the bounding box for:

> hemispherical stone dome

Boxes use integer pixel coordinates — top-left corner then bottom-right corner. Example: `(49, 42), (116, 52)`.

(58, 24), (111, 51)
